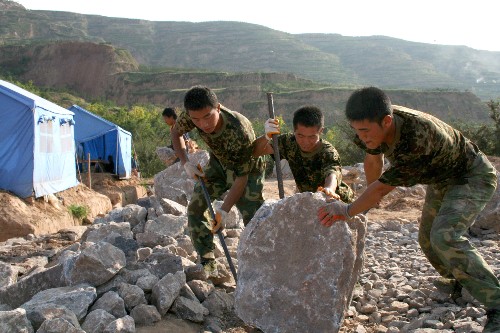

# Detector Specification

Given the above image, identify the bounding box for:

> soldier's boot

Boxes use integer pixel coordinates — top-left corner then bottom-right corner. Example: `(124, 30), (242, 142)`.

(483, 309), (500, 333)
(201, 252), (218, 277)
(450, 282), (463, 302)
(433, 277), (462, 300)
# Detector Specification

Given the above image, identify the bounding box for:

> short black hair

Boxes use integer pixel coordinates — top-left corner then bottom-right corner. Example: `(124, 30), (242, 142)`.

(345, 87), (392, 124)
(293, 106), (324, 130)
(162, 107), (177, 119)
(184, 86), (218, 111)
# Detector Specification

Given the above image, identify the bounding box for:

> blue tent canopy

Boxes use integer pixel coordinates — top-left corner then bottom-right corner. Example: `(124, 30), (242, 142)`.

(69, 104), (132, 179)
(0, 80), (78, 198)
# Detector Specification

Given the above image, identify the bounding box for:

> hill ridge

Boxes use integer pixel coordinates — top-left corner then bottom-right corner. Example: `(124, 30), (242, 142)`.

(1, 0), (499, 100)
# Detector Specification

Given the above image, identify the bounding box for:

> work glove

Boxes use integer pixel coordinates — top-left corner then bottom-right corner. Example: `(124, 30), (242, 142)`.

(183, 161), (205, 180)
(317, 186), (341, 200)
(265, 118), (280, 140)
(317, 200), (353, 227)
(210, 209), (228, 234)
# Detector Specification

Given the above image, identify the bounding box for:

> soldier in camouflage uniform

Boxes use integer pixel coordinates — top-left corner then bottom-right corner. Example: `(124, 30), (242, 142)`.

(317, 87), (500, 332)
(253, 106), (354, 203)
(171, 86), (265, 274)
(162, 107), (191, 161)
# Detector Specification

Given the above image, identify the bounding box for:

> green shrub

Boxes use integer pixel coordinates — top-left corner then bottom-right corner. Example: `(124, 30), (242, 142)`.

(68, 204), (89, 220)
(324, 121), (365, 167)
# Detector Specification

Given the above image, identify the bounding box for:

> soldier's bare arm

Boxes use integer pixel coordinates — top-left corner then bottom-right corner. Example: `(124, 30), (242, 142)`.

(252, 135), (274, 157)
(364, 153), (384, 185)
(319, 173), (341, 200)
(349, 180), (394, 215)
(220, 175), (249, 213)
(171, 125), (188, 164)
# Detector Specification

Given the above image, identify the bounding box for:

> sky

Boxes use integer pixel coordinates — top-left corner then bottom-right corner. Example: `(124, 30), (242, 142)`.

(14, 0), (500, 52)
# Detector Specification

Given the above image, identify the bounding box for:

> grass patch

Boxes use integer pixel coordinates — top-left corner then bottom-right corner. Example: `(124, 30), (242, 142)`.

(68, 204), (89, 221)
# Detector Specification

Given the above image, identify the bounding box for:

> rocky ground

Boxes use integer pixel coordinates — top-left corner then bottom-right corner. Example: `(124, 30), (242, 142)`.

(0, 156), (499, 333)
(340, 203), (499, 333)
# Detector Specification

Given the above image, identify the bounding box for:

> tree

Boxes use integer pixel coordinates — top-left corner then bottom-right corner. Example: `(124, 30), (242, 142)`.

(323, 121), (365, 167)
(87, 102), (168, 177)
(487, 99), (500, 156)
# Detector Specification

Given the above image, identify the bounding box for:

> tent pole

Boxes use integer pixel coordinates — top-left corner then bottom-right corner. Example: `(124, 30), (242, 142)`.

(75, 152), (82, 184)
(132, 141), (140, 176)
(116, 135), (119, 177)
(87, 152), (91, 190)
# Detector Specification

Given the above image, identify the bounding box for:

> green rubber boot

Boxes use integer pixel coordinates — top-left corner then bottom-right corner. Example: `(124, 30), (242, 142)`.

(483, 309), (500, 333)
(432, 277), (462, 301)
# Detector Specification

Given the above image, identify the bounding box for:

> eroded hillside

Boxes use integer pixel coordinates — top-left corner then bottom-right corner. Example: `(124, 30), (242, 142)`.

(0, 40), (491, 125)
(0, 42), (138, 99)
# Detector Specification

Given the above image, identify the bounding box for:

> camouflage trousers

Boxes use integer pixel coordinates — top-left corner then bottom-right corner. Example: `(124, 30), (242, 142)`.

(338, 180), (355, 203)
(419, 153), (500, 310)
(187, 156), (265, 258)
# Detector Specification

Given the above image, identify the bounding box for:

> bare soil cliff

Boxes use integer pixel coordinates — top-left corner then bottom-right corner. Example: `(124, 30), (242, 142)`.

(0, 42), (138, 99)
(0, 173), (148, 242)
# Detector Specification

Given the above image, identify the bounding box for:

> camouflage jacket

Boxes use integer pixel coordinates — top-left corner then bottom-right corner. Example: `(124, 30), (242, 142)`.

(175, 106), (264, 177)
(354, 106), (479, 187)
(278, 133), (353, 202)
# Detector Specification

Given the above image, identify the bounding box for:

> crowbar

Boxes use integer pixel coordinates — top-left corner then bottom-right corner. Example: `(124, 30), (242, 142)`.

(267, 92), (285, 199)
(197, 167), (238, 282)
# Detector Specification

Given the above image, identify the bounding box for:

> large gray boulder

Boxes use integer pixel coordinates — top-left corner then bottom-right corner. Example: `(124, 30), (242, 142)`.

(0, 308), (34, 333)
(154, 150), (209, 204)
(63, 241), (126, 286)
(0, 261), (18, 289)
(235, 192), (367, 333)
(20, 285), (97, 321)
(156, 146), (179, 167)
(0, 264), (66, 309)
(151, 271), (186, 316)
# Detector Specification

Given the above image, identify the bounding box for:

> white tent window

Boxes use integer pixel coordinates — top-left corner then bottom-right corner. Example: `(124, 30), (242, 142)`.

(39, 121), (54, 153)
(60, 123), (73, 153)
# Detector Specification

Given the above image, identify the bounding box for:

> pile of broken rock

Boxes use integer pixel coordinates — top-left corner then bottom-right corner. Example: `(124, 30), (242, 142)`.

(0, 152), (498, 333)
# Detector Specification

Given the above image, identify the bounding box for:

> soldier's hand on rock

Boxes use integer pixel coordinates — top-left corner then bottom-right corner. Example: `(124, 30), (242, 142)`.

(317, 186), (341, 201)
(317, 201), (353, 227)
